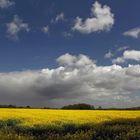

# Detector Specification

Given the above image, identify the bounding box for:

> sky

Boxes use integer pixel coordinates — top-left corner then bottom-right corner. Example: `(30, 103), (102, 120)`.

(0, 0), (140, 108)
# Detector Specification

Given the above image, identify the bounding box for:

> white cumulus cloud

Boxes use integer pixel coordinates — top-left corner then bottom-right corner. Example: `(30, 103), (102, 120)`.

(104, 50), (113, 59)
(123, 27), (140, 39)
(41, 26), (49, 33)
(6, 15), (30, 40)
(72, 1), (114, 34)
(112, 50), (140, 64)
(123, 50), (140, 61)
(51, 13), (65, 23)
(117, 46), (129, 52)
(112, 57), (125, 64)
(55, 13), (65, 22)
(0, 0), (14, 8)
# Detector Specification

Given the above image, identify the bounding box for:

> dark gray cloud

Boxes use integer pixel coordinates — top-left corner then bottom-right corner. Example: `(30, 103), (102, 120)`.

(0, 54), (140, 108)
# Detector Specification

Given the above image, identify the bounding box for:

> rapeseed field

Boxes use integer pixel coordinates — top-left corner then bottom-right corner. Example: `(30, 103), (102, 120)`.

(0, 109), (140, 140)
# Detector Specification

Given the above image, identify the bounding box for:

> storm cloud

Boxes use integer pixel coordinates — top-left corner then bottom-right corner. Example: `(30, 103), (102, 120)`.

(0, 54), (140, 108)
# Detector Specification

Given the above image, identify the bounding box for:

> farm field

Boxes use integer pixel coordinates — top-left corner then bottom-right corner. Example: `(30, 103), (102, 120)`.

(0, 109), (140, 140)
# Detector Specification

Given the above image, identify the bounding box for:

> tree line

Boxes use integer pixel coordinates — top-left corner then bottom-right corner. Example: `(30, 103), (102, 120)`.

(0, 103), (140, 110)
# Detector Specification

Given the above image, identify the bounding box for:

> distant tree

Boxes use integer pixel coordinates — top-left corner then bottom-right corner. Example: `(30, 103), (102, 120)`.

(62, 103), (95, 110)
(98, 106), (102, 110)
(26, 106), (31, 108)
(8, 105), (16, 108)
(43, 107), (51, 109)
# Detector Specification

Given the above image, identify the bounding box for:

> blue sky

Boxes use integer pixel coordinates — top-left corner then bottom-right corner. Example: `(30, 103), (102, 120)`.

(0, 0), (139, 71)
(0, 0), (140, 107)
